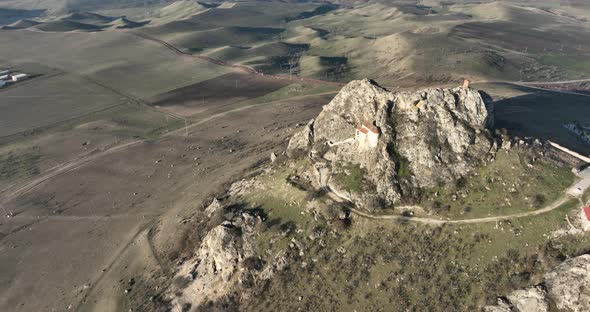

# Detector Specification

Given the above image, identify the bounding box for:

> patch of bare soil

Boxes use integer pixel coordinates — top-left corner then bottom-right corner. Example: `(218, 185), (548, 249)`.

(0, 92), (334, 312)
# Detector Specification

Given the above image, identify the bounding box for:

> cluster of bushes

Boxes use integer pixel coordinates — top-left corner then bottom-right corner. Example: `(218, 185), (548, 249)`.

(334, 164), (365, 193)
(250, 222), (554, 311)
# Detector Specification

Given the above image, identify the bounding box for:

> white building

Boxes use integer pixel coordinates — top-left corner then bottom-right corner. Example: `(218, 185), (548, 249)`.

(11, 73), (28, 82)
(581, 205), (590, 231)
(355, 121), (380, 149)
(0, 75), (9, 80)
(0, 70), (10, 76)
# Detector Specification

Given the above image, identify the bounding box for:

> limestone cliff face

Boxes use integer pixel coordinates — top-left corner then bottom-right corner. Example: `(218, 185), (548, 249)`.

(169, 223), (243, 311)
(545, 254), (590, 312)
(287, 79), (497, 206)
(168, 204), (290, 311)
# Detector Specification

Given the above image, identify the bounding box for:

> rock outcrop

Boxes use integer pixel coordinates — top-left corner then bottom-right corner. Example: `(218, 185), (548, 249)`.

(168, 208), (290, 311)
(169, 222), (244, 311)
(506, 286), (548, 312)
(287, 79), (497, 206)
(483, 298), (513, 312)
(484, 254), (590, 312)
(545, 254), (590, 312)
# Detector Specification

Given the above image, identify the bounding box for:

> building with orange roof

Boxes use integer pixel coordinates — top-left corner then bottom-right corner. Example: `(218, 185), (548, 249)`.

(355, 121), (380, 149)
(581, 204), (590, 231)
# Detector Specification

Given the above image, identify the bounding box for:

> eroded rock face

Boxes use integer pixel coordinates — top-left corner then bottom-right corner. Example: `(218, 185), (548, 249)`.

(483, 298), (512, 312)
(170, 223), (242, 311)
(287, 79), (497, 206)
(286, 119), (314, 158)
(545, 254), (590, 312)
(507, 286), (548, 312)
(168, 207), (291, 311)
(169, 211), (264, 310)
(485, 254), (590, 312)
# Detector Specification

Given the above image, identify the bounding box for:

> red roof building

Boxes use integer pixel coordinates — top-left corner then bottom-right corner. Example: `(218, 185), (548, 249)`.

(355, 121), (380, 149)
(581, 205), (590, 231)
(358, 121), (379, 134)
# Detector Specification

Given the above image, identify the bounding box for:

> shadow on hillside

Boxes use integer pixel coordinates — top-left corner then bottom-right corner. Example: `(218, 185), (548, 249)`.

(493, 90), (590, 155)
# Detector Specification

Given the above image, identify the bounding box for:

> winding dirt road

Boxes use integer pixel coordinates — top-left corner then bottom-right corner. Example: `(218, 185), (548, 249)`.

(348, 195), (573, 225)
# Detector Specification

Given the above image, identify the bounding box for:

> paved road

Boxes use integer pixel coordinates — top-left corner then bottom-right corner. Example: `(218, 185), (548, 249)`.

(568, 167), (590, 197)
(509, 82), (590, 98)
(522, 79), (590, 85)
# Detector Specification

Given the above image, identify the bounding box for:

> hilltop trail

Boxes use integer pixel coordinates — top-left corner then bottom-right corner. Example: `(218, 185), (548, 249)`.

(323, 184), (574, 225)
(347, 194), (572, 225)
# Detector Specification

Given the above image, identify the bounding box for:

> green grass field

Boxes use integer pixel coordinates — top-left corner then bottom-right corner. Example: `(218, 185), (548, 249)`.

(419, 149), (574, 219)
(235, 160), (588, 311)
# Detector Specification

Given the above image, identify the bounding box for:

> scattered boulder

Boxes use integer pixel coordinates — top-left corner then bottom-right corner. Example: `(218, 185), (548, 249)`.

(204, 198), (222, 218)
(312, 162), (331, 187)
(286, 119), (314, 158)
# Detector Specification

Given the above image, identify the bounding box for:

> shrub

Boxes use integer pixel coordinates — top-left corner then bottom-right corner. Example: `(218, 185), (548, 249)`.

(334, 164), (365, 193)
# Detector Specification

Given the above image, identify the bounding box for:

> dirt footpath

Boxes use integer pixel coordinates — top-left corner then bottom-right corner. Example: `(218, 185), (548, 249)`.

(0, 92), (335, 312)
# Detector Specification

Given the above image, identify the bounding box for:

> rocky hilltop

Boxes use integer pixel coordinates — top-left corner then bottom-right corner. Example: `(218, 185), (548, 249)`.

(287, 79), (498, 207)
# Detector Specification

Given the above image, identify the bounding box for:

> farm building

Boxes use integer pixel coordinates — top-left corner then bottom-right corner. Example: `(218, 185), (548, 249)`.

(0, 69), (10, 76)
(581, 205), (590, 231)
(11, 73), (28, 82)
(0, 80), (5, 88)
(0, 75), (9, 80)
(355, 121), (380, 149)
